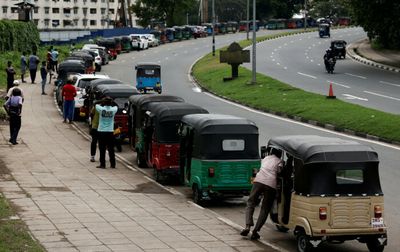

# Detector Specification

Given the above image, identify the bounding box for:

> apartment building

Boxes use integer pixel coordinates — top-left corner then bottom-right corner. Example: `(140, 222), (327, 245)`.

(0, 0), (137, 30)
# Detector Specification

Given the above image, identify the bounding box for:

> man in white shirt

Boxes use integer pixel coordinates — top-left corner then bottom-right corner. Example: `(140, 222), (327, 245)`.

(241, 148), (283, 240)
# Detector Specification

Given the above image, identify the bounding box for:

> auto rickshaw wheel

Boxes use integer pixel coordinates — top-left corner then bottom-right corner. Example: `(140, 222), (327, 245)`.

(366, 238), (385, 252)
(157, 89), (162, 94)
(192, 185), (203, 205)
(297, 231), (314, 252)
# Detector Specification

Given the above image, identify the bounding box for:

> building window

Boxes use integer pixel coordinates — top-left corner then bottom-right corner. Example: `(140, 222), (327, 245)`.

(90, 0), (97, 2)
(101, 20), (105, 26)
(33, 7), (39, 13)
(74, 0), (78, 2)
(101, 0), (105, 2)
(90, 20), (96, 26)
(73, 7), (78, 14)
(109, 0), (114, 2)
(109, 8), (114, 14)
(63, 8), (71, 14)
(64, 0), (71, 2)
(2, 6), (7, 13)
(52, 20), (60, 27)
(44, 7), (49, 14)
(11, 7), (19, 13)
(83, 19), (88, 26)
(90, 8), (96, 14)
(44, 19), (50, 26)
(100, 8), (105, 15)
(33, 19), (39, 25)
(52, 8), (59, 14)
(63, 20), (73, 27)
(83, 8), (87, 15)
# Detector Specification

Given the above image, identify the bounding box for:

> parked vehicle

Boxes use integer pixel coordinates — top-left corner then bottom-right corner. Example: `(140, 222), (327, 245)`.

(226, 21), (238, 33)
(166, 28), (175, 42)
(264, 135), (387, 252)
(319, 23), (330, 38)
(173, 26), (183, 41)
(90, 84), (140, 140)
(130, 34), (149, 50)
(203, 23), (213, 35)
(113, 37), (122, 54)
(140, 102), (208, 182)
(69, 51), (95, 74)
(127, 95), (185, 167)
(135, 63), (162, 94)
(121, 36), (133, 52)
(82, 44), (109, 65)
(159, 30), (168, 44)
(82, 49), (102, 72)
(182, 26), (192, 40)
(217, 22), (227, 34)
(71, 74), (110, 120)
(55, 60), (86, 106)
(331, 40), (347, 59)
(239, 21), (248, 32)
(96, 39), (118, 60)
(144, 34), (159, 47)
(150, 31), (161, 42)
(178, 114), (261, 204)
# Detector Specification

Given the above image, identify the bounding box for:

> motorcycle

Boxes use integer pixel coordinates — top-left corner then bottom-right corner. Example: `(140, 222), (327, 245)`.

(324, 57), (336, 74)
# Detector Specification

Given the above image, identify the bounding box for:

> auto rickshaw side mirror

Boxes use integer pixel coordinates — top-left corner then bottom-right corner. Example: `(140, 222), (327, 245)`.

(260, 146), (267, 158)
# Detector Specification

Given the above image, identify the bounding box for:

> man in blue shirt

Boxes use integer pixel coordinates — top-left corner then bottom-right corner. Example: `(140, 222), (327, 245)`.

(96, 97), (118, 168)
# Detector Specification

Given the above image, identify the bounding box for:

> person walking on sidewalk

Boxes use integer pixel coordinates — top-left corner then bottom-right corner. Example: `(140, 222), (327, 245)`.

(96, 97), (118, 169)
(51, 47), (59, 73)
(3, 87), (23, 145)
(62, 79), (76, 123)
(20, 52), (28, 83)
(6, 61), (16, 92)
(28, 52), (40, 84)
(240, 148), (283, 240)
(40, 61), (48, 95)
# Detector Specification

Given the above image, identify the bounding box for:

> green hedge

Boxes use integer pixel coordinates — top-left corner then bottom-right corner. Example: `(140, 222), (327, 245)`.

(0, 20), (39, 53)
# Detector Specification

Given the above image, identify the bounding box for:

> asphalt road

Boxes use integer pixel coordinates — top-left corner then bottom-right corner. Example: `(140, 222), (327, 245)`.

(242, 27), (400, 114)
(78, 28), (400, 252)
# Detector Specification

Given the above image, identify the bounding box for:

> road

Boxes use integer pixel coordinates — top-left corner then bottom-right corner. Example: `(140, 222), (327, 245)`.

(77, 28), (399, 252)
(243, 27), (400, 114)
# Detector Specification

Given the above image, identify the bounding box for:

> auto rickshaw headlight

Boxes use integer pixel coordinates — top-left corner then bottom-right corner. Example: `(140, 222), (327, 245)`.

(374, 205), (382, 218)
(208, 167), (215, 177)
(319, 207), (327, 220)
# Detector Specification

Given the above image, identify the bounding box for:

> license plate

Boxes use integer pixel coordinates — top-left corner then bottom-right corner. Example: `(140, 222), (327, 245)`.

(371, 218), (384, 228)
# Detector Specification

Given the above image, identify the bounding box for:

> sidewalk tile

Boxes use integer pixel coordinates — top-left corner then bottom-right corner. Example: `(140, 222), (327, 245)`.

(76, 245), (111, 252)
(107, 244), (143, 252)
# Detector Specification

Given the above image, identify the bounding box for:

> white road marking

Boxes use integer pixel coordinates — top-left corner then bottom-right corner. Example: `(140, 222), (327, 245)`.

(343, 94), (368, 101)
(272, 59), (275, 62)
(165, 57), (169, 60)
(284, 66), (288, 70)
(276, 62), (280, 65)
(192, 87), (202, 93)
(327, 80), (351, 88)
(380, 80), (400, 87)
(317, 63), (321, 66)
(297, 72), (317, 79)
(364, 91), (400, 101)
(157, 60), (161, 63)
(345, 73), (367, 79)
(310, 59), (314, 62)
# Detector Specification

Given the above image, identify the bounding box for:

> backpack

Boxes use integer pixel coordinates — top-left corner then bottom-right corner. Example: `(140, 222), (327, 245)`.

(8, 96), (21, 116)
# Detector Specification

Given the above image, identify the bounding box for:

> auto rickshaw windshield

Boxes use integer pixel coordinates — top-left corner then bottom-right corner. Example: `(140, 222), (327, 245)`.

(137, 67), (160, 77)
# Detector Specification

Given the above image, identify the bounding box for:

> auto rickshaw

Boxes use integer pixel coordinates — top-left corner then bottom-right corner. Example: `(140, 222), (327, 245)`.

(173, 26), (183, 41)
(165, 28), (175, 42)
(331, 40), (347, 59)
(182, 26), (192, 40)
(69, 51), (95, 74)
(91, 84), (140, 141)
(202, 23), (213, 35)
(319, 23), (330, 38)
(121, 36), (132, 52)
(178, 114), (261, 204)
(226, 21), (238, 33)
(135, 63), (162, 94)
(140, 102), (208, 182)
(218, 22), (227, 34)
(150, 30), (161, 42)
(159, 30), (167, 44)
(263, 135), (387, 252)
(97, 39), (118, 60)
(113, 37), (122, 54)
(239, 21), (248, 32)
(55, 60), (86, 106)
(127, 95), (185, 167)
(267, 19), (278, 29)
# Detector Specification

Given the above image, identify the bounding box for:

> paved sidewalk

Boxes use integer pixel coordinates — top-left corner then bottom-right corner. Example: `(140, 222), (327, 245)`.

(0, 82), (274, 252)
(347, 38), (400, 72)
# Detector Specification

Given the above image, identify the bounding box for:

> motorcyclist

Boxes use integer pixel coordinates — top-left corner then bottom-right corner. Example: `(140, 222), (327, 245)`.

(323, 48), (336, 73)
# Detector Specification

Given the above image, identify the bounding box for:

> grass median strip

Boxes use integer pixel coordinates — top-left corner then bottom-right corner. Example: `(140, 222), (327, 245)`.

(0, 194), (44, 252)
(192, 31), (400, 143)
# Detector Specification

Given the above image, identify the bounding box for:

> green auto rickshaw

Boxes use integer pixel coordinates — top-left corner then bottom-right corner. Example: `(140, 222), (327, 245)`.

(121, 36), (132, 52)
(179, 114), (261, 204)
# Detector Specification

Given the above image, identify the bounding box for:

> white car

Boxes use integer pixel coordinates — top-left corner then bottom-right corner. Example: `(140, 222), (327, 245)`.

(144, 34), (159, 47)
(129, 34), (149, 50)
(72, 74), (110, 120)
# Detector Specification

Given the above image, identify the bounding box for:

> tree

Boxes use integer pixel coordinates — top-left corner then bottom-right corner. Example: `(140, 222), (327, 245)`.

(348, 0), (400, 49)
(308, 0), (351, 19)
(131, 0), (198, 27)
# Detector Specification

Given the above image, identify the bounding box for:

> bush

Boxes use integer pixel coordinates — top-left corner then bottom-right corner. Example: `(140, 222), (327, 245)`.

(0, 20), (39, 53)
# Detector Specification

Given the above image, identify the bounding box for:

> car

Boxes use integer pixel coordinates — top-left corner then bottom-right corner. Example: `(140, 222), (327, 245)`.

(144, 34), (159, 47)
(71, 73), (110, 120)
(82, 49), (102, 71)
(129, 34), (149, 50)
(82, 44), (110, 65)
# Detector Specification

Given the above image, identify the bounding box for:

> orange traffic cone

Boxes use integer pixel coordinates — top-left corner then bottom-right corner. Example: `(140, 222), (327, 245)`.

(326, 83), (336, 99)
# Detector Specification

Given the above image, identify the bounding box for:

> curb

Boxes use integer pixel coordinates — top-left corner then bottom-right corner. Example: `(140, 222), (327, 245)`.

(190, 33), (400, 147)
(347, 40), (400, 73)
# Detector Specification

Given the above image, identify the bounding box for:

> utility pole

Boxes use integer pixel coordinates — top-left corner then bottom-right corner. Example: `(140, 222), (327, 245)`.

(212, 0), (215, 56)
(251, 0), (256, 84)
(304, 0), (307, 30)
(106, 0), (110, 28)
(246, 0), (249, 40)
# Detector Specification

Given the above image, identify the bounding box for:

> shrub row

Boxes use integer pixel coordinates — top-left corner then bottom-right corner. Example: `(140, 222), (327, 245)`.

(0, 20), (39, 53)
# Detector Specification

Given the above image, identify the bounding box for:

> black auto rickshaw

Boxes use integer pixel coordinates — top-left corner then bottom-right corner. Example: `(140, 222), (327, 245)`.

(319, 23), (330, 38)
(127, 95), (185, 167)
(182, 26), (192, 40)
(173, 27), (183, 41)
(91, 84), (140, 142)
(330, 40), (347, 59)
(263, 135), (387, 252)
(178, 114), (261, 204)
(121, 36), (132, 52)
(69, 51), (95, 73)
(55, 60), (86, 106)
(140, 102), (208, 182)
(97, 39), (118, 60)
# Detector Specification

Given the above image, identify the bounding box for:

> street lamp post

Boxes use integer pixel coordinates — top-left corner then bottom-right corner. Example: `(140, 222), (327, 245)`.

(251, 0), (256, 84)
(304, 0), (307, 30)
(212, 0), (215, 56)
(246, 0), (249, 40)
